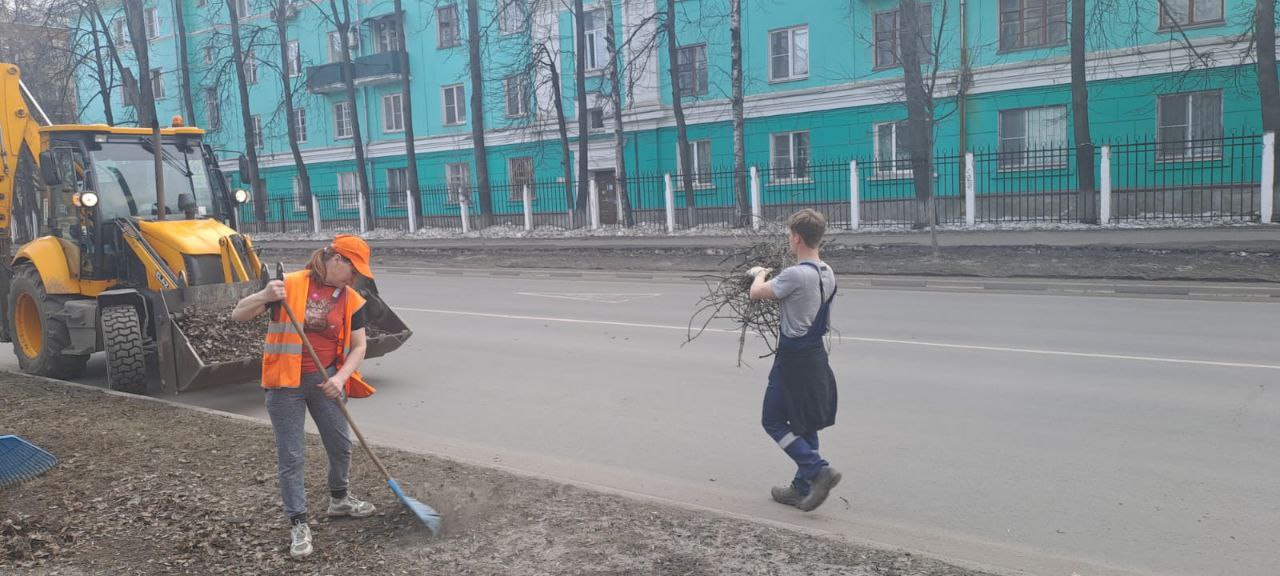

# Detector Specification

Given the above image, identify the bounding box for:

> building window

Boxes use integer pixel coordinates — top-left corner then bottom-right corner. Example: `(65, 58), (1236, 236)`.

(287, 41), (301, 77)
(383, 93), (405, 133)
(874, 5), (933, 69)
(145, 8), (159, 39)
(203, 45), (215, 65)
(197, 0), (207, 7)
(292, 177), (307, 212)
(386, 167), (409, 207)
(150, 68), (165, 99)
(588, 107), (606, 131)
(338, 172), (360, 208)
(508, 157), (535, 201)
(677, 44), (708, 97)
(290, 107), (307, 143)
(583, 9), (608, 71)
(204, 88), (220, 130)
(234, 0), (250, 18)
(243, 50), (257, 84)
(771, 131), (810, 181)
(372, 17), (403, 53)
(1157, 91), (1223, 160)
(875, 122), (912, 175)
(112, 18), (129, 46)
(999, 0), (1067, 50)
(333, 101), (353, 139)
(677, 140), (713, 188)
(443, 84), (466, 125)
(998, 106), (1068, 169)
(251, 115), (263, 149)
(446, 163), (471, 204)
(504, 74), (529, 118)
(438, 5), (461, 48)
(122, 84), (134, 107)
(768, 26), (808, 82)
(328, 32), (345, 63)
(499, 0), (527, 34)
(1159, 0), (1223, 28)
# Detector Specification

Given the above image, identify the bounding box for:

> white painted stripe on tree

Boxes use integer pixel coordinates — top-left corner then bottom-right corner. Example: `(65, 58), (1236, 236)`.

(964, 153), (976, 227)
(664, 174), (676, 234)
(849, 161), (859, 230)
(750, 166), (762, 231)
(1100, 145), (1112, 225)
(1261, 132), (1275, 224)
(396, 307), (1280, 371)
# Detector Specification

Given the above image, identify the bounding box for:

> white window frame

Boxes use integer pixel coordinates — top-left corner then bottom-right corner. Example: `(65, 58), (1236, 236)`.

(499, 0), (527, 34)
(507, 156), (535, 201)
(145, 8), (160, 39)
(372, 17), (403, 53)
(1159, 0), (1223, 29)
(290, 107), (307, 143)
(234, 0), (250, 19)
(504, 74), (529, 118)
(386, 167), (409, 208)
(1157, 91), (1223, 161)
(770, 131), (811, 183)
(443, 84), (466, 126)
(446, 163), (471, 204)
(999, 0), (1068, 51)
(112, 18), (129, 47)
(287, 40), (302, 77)
(438, 5), (461, 48)
(333, 101), (353, 139)
(150, 68), (165, 100)
(874, 121), (912, 178)
(676, 140), (714, 189)
(997, 105), (1069, 170)
(243, 49), (258, 84)
(768, 25), (808, 82)
(583, 8), (608, 72)
(874, 5), (933, 69)
(203, 45), (215, 65)
(338, 172), (360, 209)
(383, 93), (405, 133)
(251, 114), (263, 149)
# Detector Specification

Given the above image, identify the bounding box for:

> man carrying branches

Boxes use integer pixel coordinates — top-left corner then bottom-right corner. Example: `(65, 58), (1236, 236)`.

(747, 209), (841, 512)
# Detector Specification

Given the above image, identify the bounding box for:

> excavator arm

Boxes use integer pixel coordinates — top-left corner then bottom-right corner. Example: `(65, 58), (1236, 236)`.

(0, 64), (46, 252)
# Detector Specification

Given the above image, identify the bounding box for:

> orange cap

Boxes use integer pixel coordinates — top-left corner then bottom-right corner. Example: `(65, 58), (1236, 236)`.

(330, 234), (374, 280)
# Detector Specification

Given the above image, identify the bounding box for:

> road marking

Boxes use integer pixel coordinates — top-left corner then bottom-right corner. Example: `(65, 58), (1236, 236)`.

(397, 307), (1280, 371)
(516, 292), (663, 304)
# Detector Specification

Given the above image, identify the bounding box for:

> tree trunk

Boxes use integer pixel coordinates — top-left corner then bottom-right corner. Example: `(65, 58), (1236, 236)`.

(730, 0), (747, 228)
(87, 11), (114, 124)
(275, 0), (312, 223)
(898, 0), (934, 237)
(393, 0), (421, 225)
(604, 0), (632, 227)
(573, 0), (590, 215)
(92, 3), (135, 121)
(1258, 0), (1280, 222)
(544, 47), (575, 225)
(465, 0), (492, 226)
(1071, 0), (1096, 223)
(228, 0), (265, 222)
(330, 0), (373, 228)
(123, 0), (165, 219)
(172, 0), (195, 121)
(664, 0), (695, 227)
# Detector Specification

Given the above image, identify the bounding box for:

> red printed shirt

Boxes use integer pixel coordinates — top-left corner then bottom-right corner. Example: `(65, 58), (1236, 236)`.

(299, 283), (366, 374)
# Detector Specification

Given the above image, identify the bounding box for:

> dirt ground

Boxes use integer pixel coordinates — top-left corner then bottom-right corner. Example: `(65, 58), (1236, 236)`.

(258, 242), (1280, 283)
(1, 373), (993, 576)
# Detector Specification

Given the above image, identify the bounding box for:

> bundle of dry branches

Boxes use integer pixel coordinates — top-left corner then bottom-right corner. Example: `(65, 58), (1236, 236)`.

(686, 237), (795, 366)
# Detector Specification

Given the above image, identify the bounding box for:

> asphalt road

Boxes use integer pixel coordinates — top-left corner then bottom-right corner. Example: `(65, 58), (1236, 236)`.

(5, 273), (1277, 576)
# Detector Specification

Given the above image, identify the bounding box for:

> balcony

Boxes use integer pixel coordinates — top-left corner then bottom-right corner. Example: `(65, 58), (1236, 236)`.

(306, 51), (406, 94)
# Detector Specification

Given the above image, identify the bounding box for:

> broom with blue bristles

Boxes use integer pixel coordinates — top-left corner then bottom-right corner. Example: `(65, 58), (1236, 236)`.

(0, 435), (57, 489)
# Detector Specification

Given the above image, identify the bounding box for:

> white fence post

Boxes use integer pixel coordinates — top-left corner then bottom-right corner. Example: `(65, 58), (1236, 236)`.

(848, 161), (860, 230)
(589, 178), (600, 230)
(1262, 132), (1275, 224)
(523, 185), (534, 232)
(1100, 145), (1112, 225)
(750, 166), (762, 231)
(311, 195), (321, 235)
(664, 173), (676, 234)
(358, 190), (369, 233)
(406, 190), (418, 233)
(964, 152), (976, 227)
(460, 198), (471, 234)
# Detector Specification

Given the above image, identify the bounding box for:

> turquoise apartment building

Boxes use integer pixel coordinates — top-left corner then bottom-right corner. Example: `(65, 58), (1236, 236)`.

(73, 0), (1272, 226)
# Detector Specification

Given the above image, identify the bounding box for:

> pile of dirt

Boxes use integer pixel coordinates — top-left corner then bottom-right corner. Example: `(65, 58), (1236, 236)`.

(174, 306), (267, 363)
(0, 373), (996, 575)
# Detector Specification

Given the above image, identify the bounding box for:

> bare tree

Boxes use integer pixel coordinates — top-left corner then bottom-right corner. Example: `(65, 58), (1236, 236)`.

(573, 0), (589, 215)
(534, 43), (575, 220)
(122, 0), (165, 218)
(1257, 1), (1279, 222)
(897, 0), (943, 254)
(392, 0), (421, 224)
(171, 0), (195, 121)
(84, 9), (115, 124)
(603, 0), (633, 226)
(663, 0), (695, 226)
(226, 0), (266, 222)
(319, 0), (374, 226)
(729, 0), (747, 227)
(1071, 0), (1096, 223)
(465, 0), (494, 225)
(271, 0), (312, 222)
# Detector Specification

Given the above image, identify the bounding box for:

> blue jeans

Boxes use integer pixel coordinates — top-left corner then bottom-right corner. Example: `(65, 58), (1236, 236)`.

(265, 370), (351, 520)
(762, 365), (828, 495)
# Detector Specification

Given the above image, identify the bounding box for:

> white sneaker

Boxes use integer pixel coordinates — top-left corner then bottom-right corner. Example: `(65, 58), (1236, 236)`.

(289, 522), (313, 559)
(327, 494), (377, 518)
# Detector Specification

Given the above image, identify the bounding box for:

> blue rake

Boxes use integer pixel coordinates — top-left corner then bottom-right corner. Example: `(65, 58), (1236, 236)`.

(0, 435), (57, 489)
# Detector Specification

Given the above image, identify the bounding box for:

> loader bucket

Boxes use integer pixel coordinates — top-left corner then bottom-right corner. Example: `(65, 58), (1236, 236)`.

(154, 280), (266, 394)
(360, 288), (413, 360)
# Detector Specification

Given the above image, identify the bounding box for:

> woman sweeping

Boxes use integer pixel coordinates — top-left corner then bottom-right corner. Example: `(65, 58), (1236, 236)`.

(231, 234), (378, 559)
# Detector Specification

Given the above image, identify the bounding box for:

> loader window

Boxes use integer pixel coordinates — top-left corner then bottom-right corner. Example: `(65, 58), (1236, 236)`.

(88, 142), (214, 221)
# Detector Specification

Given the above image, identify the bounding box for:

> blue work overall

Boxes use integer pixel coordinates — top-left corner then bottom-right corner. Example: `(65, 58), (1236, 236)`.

(762, 262), (837, 495)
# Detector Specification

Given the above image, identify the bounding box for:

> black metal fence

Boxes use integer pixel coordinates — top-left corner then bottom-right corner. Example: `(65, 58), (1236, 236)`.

(232, 135), (1272, 235)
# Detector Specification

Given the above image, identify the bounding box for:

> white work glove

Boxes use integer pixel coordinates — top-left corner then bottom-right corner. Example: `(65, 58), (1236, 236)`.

(745, 266), (771, 279)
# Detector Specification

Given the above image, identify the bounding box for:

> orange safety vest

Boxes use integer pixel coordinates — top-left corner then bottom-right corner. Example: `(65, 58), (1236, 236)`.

(261, 270), (375, 398)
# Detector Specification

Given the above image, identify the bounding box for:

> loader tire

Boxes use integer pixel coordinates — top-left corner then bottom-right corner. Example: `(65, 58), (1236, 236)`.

(102, 305), (148, 394)
(7, 265), (88, 379)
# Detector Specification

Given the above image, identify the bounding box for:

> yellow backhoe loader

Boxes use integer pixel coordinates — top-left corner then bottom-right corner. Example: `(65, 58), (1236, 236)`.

(0, 63), (410, 394)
